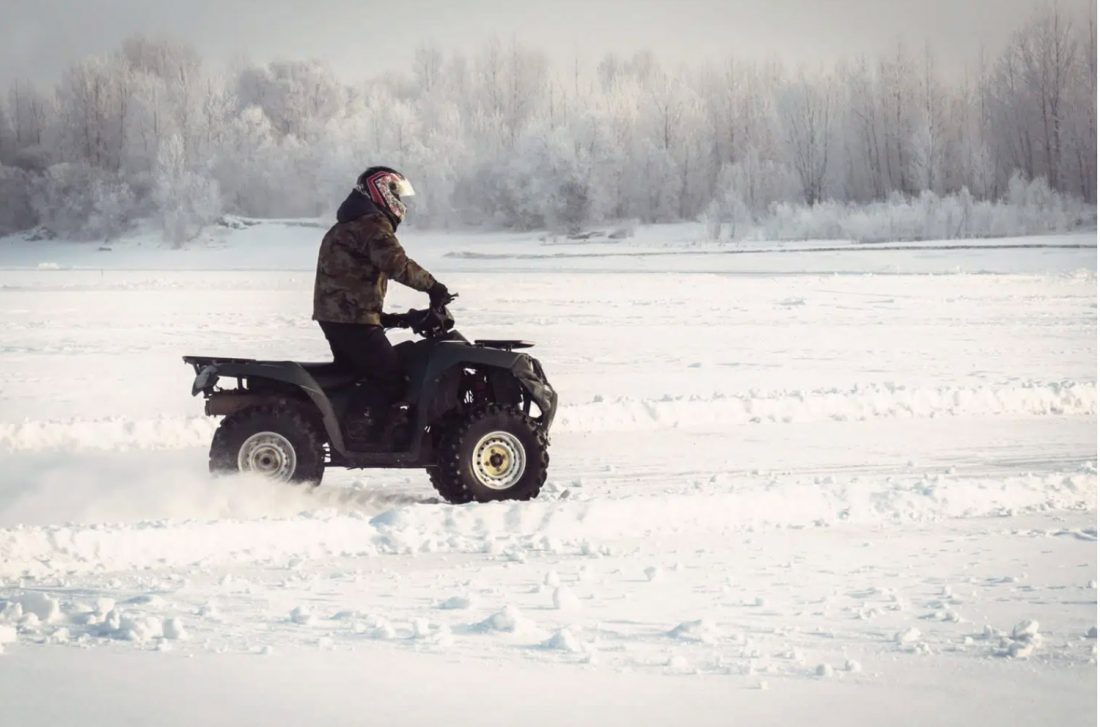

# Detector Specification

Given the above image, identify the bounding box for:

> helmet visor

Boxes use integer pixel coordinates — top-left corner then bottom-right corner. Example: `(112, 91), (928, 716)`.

(393, 177), (415, 198)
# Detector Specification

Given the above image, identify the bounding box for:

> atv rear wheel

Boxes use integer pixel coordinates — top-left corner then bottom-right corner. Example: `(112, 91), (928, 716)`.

(429, 405), (548, 504)
(209, 404), (325, 485)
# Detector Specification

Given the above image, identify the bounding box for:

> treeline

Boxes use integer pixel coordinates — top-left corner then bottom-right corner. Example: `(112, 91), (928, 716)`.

(0, 3), (1094, 242)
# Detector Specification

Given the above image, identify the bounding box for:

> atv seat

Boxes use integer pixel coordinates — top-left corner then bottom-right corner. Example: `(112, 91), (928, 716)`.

(183, 355), (359, 393)
(299, 361), (359, 389)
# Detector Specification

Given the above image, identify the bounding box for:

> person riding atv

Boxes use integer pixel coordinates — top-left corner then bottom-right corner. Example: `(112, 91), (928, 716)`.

(183, 166), (556, 503)
(313, 166), (451, 448)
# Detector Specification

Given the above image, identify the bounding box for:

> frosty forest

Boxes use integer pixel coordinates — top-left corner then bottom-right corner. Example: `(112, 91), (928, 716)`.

(0, 2), (1096, 244)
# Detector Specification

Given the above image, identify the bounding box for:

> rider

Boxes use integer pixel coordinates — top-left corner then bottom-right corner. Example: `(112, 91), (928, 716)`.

(312, 166), (452, 444)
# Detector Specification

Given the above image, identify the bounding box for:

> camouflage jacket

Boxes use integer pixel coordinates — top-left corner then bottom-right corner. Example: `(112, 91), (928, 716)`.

(312, 195), (436, 325)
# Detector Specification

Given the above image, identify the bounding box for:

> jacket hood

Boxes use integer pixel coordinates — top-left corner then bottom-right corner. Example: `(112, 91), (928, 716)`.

(336, 190), (398, 229)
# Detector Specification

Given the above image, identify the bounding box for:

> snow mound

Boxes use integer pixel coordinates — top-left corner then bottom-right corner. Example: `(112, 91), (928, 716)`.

(98, 610), (165, 642)
(162, 617), (188, 641)
(541, 628), (585, 653)
(411, 619), (454, 648)
(438, 595), (474, 610)
(895, 627), (922, 644)
(996, 619), (1043, 658)
(668, 619), (719, 644)
(5, 592), (61, 623)
(289, 606), (315, 626)
(552, 586), (580, 611)
(472, 606), (535, 635)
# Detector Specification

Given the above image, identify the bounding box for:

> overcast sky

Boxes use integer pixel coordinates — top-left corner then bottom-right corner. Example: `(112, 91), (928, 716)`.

(0, 0), (1080, 87)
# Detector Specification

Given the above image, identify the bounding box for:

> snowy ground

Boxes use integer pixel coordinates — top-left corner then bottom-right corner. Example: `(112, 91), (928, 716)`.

(0, 225), (1096, 725)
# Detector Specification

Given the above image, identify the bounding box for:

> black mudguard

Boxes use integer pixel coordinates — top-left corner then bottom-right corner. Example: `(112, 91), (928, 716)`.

(185, 357), (349, 455)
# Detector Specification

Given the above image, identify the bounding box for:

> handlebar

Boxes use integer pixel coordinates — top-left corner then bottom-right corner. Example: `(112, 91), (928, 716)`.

(382, 292), (458, 338)
(386, 303), (455, 338)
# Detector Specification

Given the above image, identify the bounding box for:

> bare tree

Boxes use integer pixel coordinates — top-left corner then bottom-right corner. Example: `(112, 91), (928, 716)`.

(879, 41), (915, 195)
(780, 73), (834, 204)
(413, 45), (444, 95)
(1016, 3), (1078, 189)
(7, 81), (48, 152)
(846, 57), (887, 199)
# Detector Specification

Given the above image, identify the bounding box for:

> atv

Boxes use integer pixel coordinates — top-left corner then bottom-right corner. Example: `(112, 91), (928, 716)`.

(183, 303), (556, 503)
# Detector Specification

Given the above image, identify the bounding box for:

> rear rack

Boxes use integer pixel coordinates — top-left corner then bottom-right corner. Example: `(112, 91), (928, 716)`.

(183, 355), (256, 372)
(474, 340), (534, 351)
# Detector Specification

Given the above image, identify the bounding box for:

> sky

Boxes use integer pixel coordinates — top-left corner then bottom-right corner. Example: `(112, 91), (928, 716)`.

(0, 0), (1082, 87)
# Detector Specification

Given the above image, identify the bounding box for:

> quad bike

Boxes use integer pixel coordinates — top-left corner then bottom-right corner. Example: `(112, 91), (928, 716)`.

(183, 303), (556, 503)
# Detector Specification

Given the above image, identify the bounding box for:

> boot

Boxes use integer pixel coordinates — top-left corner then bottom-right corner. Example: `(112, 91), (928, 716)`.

(344, 408), (386, 451)
(383, 405), (412, 449)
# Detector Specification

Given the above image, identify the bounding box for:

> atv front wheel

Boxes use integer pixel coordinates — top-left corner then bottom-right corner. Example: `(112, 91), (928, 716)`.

(430, 406), (548, 503)
(209, 404), (325, 485)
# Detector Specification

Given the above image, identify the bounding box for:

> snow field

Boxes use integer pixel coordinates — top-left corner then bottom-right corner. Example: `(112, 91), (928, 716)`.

(2, 513), (1095, 683)
(0, 231), (1095, 724)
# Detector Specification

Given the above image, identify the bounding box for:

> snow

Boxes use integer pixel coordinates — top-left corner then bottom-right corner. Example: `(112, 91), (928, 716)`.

(288, 606), (315, 626)
(472, 605), (536, 635)
(551, 586), (580, 611)
(541, 627), (584, 653)
(162, 617), (187, 641)
(0, 223), (1095, 724)
(668, 619), (719, 644)
(437, 595), (474, 610)
(895, 627), (923, 645)
(8, 592), (60, 623)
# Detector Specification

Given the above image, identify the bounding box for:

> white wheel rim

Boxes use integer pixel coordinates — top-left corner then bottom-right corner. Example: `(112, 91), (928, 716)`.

(472, 431), (527, 490)
(237, 431), (297, 482)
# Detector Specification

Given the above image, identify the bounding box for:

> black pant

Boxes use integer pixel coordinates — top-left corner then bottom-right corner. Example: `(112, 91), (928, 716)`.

(318, 322), (405, 412)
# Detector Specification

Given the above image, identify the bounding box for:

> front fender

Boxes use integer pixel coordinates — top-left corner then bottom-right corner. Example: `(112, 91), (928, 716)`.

(512, 354), (557, 428)
(412, 342), (556, 429)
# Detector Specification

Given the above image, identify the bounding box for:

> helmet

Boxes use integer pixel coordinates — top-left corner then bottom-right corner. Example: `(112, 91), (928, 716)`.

(356, 166), (415, 224)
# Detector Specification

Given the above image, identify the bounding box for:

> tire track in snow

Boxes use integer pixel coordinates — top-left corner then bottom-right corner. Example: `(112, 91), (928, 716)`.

(0, 466), (1093, 578)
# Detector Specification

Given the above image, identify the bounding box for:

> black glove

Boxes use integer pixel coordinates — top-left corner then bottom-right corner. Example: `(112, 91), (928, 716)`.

(428, 282), (454, 308)
(380, 312), (410, 328)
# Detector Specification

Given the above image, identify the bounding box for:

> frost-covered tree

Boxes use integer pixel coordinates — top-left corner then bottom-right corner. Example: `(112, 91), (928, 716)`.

(0, 165), (35, 233)
(2, 4), (1095, 241)
(910, 45), (946, 194)
(7, 82), (51, 170)
(0, 100), (13, 164)
(153, 134), (221, 245)
(780, 73), (835, 204)
(234, 60), (345, 141)
(28, 163), (135, 239)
